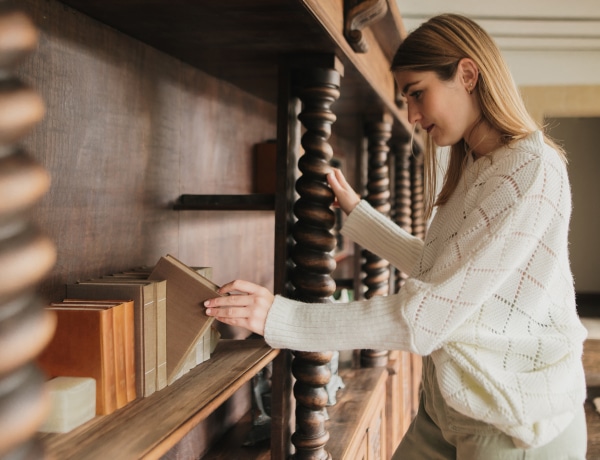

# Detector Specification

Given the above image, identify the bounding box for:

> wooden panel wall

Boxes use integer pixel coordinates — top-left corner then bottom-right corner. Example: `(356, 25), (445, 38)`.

(17, 0), (278, 305)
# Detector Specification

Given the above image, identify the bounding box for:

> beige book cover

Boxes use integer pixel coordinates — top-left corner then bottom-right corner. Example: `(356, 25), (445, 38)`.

(103, 273), (168, 391)
(66, 281), (156, 397)
(148, 254), (219, 384)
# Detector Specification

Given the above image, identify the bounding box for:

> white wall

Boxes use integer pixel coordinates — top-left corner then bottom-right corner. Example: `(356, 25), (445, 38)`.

(396, 0), (600, 87)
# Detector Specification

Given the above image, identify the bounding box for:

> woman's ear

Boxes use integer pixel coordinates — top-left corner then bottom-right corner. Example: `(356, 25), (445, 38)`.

(458, 58), (479, 93)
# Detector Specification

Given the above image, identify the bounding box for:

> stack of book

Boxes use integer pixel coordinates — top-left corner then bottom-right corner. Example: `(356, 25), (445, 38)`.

(37, 299), (136, 415)
(38, 255), (221, 420)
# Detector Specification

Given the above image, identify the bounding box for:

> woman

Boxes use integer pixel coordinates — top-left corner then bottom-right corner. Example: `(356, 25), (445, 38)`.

(205, 14), (587, 459)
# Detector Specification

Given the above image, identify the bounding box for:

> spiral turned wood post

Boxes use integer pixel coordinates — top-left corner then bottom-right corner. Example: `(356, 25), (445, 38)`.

(0, 5), (56, 459)
(359, 119), (392, 369)
(391, 134), (412, 293)
(289, 63), (341, 460)
(409, 143), (425, 416)
(410, 143), (425, 240)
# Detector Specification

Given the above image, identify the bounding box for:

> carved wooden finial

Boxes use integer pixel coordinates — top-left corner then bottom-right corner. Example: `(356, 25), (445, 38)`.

(344, 0), (388, 53)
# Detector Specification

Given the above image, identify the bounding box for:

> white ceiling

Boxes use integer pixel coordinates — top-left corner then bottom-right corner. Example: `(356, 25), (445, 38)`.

(395, 0), (600, 86)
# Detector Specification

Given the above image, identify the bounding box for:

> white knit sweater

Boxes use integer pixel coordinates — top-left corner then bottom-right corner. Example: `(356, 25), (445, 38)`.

(264, 131), (587, 448)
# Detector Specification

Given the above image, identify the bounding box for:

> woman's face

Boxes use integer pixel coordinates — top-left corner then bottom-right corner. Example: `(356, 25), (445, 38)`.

(394, 68), (480, 148)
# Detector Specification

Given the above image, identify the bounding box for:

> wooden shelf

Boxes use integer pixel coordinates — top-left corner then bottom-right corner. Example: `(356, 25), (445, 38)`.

(204, 410), (272, 460)
(205, 366), (388, 460)
(39, 339), (278, 460)
(174, 194), (276, 211)
(326, 367), (388, 459)
(56, 0), (412, 139)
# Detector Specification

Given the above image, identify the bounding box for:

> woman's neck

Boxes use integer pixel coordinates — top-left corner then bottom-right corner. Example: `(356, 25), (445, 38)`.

(465, 122), (503, 158)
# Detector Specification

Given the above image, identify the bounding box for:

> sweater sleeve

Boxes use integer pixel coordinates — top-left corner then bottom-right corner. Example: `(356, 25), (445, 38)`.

(341, 200), (423, 276)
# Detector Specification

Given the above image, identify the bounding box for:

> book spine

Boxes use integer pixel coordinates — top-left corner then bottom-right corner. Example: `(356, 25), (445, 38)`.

(155, 280), (167, 391)
(123, 300), (136, 402)
(142, 284), (157, 397)
(99, 308), (117, 415)
(112, 302), (127, 408)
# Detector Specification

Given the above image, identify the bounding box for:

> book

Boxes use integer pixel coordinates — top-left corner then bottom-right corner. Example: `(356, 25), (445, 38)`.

(148, 255), (220, 384)
(66, 280), (156, 397)
(61, 299), (136, 405)
(122, 265), (213, 279)
(38, 305), (117, 415)
(57, 301), (125, 408)
(253, 140), (277, 193)
(104, 272), (168, 391)
(154, 279), (167, 390)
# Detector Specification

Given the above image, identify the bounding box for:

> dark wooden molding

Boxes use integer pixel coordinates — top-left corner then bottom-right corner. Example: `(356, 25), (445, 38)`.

(174, 194), (275, 211)
(344, 0), (388, 53)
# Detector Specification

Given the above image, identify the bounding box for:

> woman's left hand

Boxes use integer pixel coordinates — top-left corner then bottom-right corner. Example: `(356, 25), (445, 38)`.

(204, 279), (274, 336)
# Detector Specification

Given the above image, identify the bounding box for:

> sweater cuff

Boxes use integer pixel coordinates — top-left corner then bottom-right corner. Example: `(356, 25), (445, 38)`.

(264, 295), (318, 351)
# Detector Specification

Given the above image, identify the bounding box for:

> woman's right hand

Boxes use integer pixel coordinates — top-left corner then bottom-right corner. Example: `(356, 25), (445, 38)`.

(204, 279), (274, 337)
(328, 168), (360, 215)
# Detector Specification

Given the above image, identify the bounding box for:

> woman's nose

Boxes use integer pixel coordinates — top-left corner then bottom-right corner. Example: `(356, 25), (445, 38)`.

(407, 103), (421, 126)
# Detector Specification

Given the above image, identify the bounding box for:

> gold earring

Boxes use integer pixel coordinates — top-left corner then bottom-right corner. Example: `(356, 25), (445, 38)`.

(468, 83), (473, 95)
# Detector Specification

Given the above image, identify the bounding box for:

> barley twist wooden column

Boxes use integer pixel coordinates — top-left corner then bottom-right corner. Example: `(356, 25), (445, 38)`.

(409, 143), (424, 417)
(0, 5), (56, 458)
(386, 133), (415, 449)
(289, 61), (341, 460)
(391, 134), (412, 292)
(360, 118), (392, 369)
(410, 144), (425, 241)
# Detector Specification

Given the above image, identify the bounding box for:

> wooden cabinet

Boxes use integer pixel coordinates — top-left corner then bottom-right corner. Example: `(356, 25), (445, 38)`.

(3, 0), (424, 458)
(327, 368), (388, 460)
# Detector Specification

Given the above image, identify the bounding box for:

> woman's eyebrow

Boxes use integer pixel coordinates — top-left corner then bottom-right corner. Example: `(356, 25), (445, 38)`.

(402, 81), (419, 96)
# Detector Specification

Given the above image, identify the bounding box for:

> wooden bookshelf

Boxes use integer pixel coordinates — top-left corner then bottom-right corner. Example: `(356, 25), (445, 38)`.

(7, 0), (425, 457)
(39, 340), (278, 460)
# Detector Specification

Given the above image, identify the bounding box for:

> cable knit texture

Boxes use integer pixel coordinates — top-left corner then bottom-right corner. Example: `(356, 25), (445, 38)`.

(264, 131), (587, 448)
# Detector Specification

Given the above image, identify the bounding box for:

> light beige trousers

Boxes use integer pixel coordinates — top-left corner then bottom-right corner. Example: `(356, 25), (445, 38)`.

(393, 356), (587, 459)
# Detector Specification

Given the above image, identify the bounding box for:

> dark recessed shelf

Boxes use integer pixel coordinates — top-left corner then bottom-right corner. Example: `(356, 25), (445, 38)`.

(174, 194), (276, 211)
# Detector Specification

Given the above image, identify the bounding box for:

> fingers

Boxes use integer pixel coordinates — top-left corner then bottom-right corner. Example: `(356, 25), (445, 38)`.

(206, 294), (251, 308)
(218, 279), (262, 296)
(333, 167), (350, 188)
(327, 169), (342, 193)
(327, 168), (360, 215)
(203, 280), (274, 337)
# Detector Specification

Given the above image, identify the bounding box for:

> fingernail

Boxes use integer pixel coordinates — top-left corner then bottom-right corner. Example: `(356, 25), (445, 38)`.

(205, 308), (211, 315)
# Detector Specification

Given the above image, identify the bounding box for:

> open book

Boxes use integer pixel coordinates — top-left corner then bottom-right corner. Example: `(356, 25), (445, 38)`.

(149, 254), (220, 384)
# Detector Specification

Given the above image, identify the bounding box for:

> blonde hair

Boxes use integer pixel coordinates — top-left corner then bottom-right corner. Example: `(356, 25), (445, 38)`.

(391, 14), (565, 219)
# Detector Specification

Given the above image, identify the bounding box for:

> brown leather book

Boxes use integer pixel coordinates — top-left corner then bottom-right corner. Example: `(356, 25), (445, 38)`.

(38, 304), (117, 415)
(61, 299), (136, 405)
(148, 255), (219, 384)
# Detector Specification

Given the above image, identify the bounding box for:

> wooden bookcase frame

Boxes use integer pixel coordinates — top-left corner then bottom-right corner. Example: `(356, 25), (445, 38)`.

(2, 1), (426, 458)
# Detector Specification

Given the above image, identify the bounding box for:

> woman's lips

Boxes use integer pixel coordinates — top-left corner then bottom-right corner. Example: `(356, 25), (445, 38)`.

(424, 124), (434, 134)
